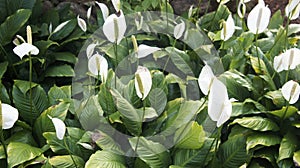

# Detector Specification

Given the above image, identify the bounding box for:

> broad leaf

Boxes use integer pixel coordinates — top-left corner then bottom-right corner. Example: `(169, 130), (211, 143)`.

(85, 150), (126, 168)
(110, 88), (142, 136)
(269, 106), (298, 119)
(76, 95), (103, 131)
(173, 138), (215, 167)
(12, 80), (49, 124)
(149, 88), (167, 115)
(48, 85), (71, 105)
(49, 155), (85, 168)
(278, 132), (298, 162)
(93, 130), (124, 155)
(7, 142), (43, 168)
(246, 132), (281, 151)
(50, 19), (77, 41)
(6, 130), (38, 147)
(129, 137), (171, 168)
(0, 62), (8, 79)
(98, 83), (117, 115)
(294, 150), (300, 166)
(45, 64), (75, 77)
(217, 136), (248, 168)
(174, 121), (205, 149)
(231, 116), (279, 132)
(0, 9), (31, 46)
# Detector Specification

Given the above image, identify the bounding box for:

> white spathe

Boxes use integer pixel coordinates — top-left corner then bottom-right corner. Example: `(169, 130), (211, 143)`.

(221, 14), (235, 41)
(86, 43), (98, 59)
(50, 117), (66, 140)
(103, 11), (126, 44)
(112, 0), (121, 12)
(135, 66), (152, 100)
(208, 78), (232, 127)
(13, 43), (39, 59)
(77, 15), (87, 32)
(96, 2), (109, 20)
(281, 80), (300, 104)
(52, 20), (70, 34)
(174, 20), (185, 39)
(87, 6), (92, 20)
(285, 0), (300, 20)
(1, 103), (19, 129)
(198, 64), (215, 95)
(273, 48), (300, 72)
(88, 53), (108, 82)
(137, 44), (160, 58)
(247, 0), (271, 34)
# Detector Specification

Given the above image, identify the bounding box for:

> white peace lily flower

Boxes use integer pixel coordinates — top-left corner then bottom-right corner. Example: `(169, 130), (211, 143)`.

(49, 23), (53, 34)
(52, 20), (71, 34)
(48, 115), (66, 140)
(238, 1), (247, 18)
(208, 78), (232, 127)
(247, 0), (271, 34)
(285, 0), (300, 20)
(13, 35), (26, 45)
(137, 44), (160, 58)
(86, 43), (98, 59)
(281, 80), (300, 104)
(135, 66), (152, 100)
(77, 15), (87, 32)
(174, 20), (185, 39)
(188, 5), (194, 18)
(221, 14), (235, 41)
(77, 142), (94, 150)
(103, 11), (126, 44)
(1, 103), (19, 129)
(87, 6), (92, 20)
(88, 53), (108, 82)
(13, 43), (39, 59)
(95, 2), (109, 20)
(198, 64), (215, 95)
(112, 0), (121, 12)
(273, 48), (300, 72)
(217, 0), (230, 4)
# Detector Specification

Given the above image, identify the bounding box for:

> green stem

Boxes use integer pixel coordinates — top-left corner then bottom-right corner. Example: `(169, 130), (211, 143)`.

(0, 130), (7, 164)
(205, 0), (212, 15)
(113, 43), (118, 89)
(165, 0), (169, 31)
(280, 102), (290, 128)
(64, 138), (78, 168)
(285, 15), (291, 50)
(29, 53), (33, 126)
(196, 0), (203, 18)
(133, 100), (146, 156)
(255, 33), (262, 72)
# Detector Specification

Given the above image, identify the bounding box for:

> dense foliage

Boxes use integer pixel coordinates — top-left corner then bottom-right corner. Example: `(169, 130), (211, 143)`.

(0, 0), (300, 167)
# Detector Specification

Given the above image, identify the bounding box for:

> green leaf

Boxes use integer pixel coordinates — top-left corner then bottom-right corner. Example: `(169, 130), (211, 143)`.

(76, 95), (104, 131)
(110, 88), (142, 136)
(278, 132), (298, 162)
(269, 106), (298, 119)
(35, 40), (59, 56)
(85, 150), (126, 168)
(7, 142), (43, 168)
(49, 155), (84, 168)
(6, 130), (38, 147)
(129, 137), (171, 168)
(173, 138), (215, 167)
(231, 116), (279, 132)
(0, 83), (10, 104)
(51, 52), (78, 64)
(246, 132), (281, 151)
(98, 83), (117, 115)
(268, 10), (283, 30)
(93, 130), (124, 155)
(219, 70), (252, 101)
(231, 99), (265, 117)
(45, 64), (75, 77)
(294, 150), (300, 166)
(266, 27), (287, 58)
(0, 9), (31, 46)
(265, 90), (285, 107)
(149, 88), (167, 115)
(12, 80), (49, 124)
(0, 62), (8, 79)
(48, 85), (71, 105)
(174, 121), (205, 149)
(34, 101), (69, 145)
(217, 136), (248, 168)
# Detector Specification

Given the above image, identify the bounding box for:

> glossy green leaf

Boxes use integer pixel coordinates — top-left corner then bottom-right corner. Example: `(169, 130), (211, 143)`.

(45, 64), (75, 77)
(174, 121), (205, 149)
(110, 88), (142, 136)
(278, 132), (298, 162)
(98, 83), (117, 115)
(49, 155), (85, 168)
(0, 83), (10, 104)
(93, 130), (124, 155)
(217, 136), (248, 168)
(231, 99), (265, 117)
(6, 130), (38, 147)
(7, 142), (43, 168)
(0, 9), (31, 46)
(268, 10), (283, 30)
(12, 80), (49, 124)
(231, 116), (279, 132)
(129, 137), (171, 168)
(35, 40), (59, 56)
(48, 85), (71, 105)
(149, 88), (167, 115)
(265, 90), (285, 107)
(246, 132), (281, 151)
(0, 62), (8, 79)
(173, 138), (215, 167)
(51, 52), (78, 64)
(76, 95), (104, 131)
(85, 150), (126, 168)
(50, 19), (77, 41)
(294, 150), (300, 166)
(269, 106), (298, 119)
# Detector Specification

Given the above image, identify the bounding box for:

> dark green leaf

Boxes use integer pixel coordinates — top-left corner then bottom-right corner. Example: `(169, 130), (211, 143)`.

(278, 132), (298, 161)
(85, 150), (126, 168)
(246, 132), (281, 151)
(49, 155), (85, 168)
(231, 116), (279, 132)
(45, 64), (75, 77)
(0, 62), (8, 78)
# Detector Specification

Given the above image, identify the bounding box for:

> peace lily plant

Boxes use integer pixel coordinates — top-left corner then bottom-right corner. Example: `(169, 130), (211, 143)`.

(1, 0), (300, 167)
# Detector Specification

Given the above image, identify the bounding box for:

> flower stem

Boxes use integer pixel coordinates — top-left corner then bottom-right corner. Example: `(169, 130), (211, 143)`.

(0, 130), (7, 165)
(133, 100), (146, 156)
(29, 53), (33, 126)
(113, 43), (118, 89)
(255, 33), (262, 72)
(64, 138), (78, 168)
